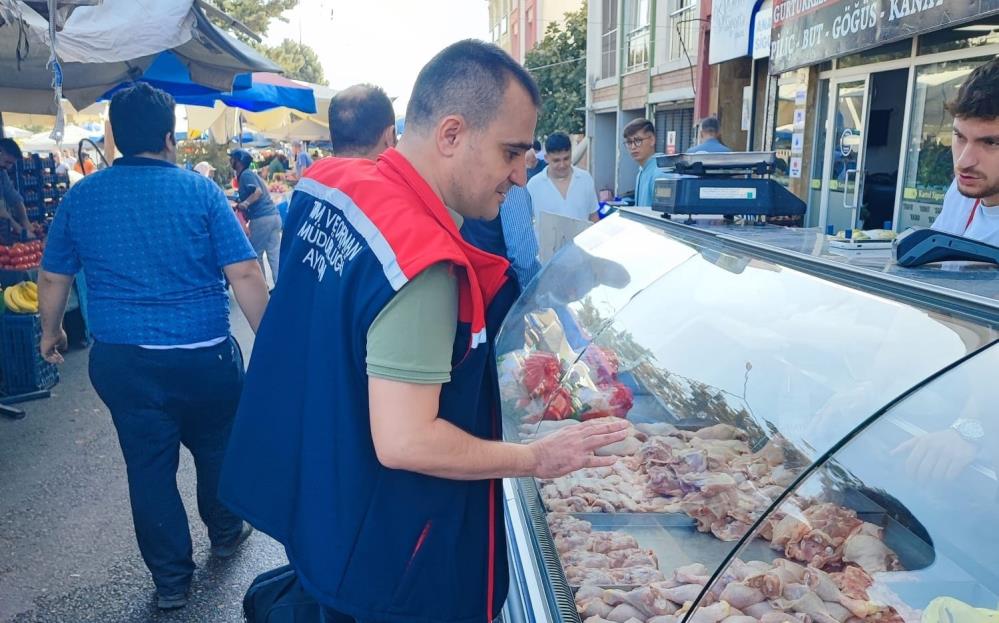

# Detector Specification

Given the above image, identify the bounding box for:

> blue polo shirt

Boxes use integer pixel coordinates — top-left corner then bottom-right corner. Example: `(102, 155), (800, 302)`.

(42, 156), (256, 346)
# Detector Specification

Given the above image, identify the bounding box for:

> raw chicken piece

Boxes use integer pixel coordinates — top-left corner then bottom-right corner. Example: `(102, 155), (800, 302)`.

(804, 566), (875, 618)
(566, 566), (615, 586)
(563, 550), (613, 569)
(785, 529), (841, 568)
(602, 589), (631, 606)
(719, 582), (767, 609)
(576, 586), (605, 601)
(829, 566), (873, 600)
(724, 617), (763, 623)
(584, 617), (615, 623)
(612, 566), (667, 585)
(694, 423), (748, 441)
(590, 531), (640, 554)
(578, 599), (615, 619)
(822, 602), (852, 623)
(744, 602), (778, 619)
(688, 601), (734, 623)
(662, 584), (705, 604)
(771, 583), (839, 623)
(772, 559), (806, 582)
(842, 533), (897, 574)
(802, 504), (863, 543)
(674, 563), (711, 585)
(770, 514), (809, 549)
(649, 617), (679, 623)
(596, 434), (643, 457)
(760, 613), (804, 623)
(635, 422), (681, 438)
(607, 603), (646, 622)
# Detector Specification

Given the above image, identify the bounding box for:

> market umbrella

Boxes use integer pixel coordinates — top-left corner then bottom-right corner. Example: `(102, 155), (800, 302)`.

(175, 72), (317, 114)
(0, 0), (279, 115)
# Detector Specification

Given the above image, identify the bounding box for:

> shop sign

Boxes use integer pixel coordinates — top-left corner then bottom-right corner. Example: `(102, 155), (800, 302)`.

(790, 156), (803, 178)
(753, 1), (774, 59)
(770, 0), (999, 74)
(667, 131), (678, 155)
(710, 0), (757, 64)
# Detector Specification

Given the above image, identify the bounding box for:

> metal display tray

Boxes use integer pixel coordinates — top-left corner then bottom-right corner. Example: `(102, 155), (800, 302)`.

(565, 512), (777, 587)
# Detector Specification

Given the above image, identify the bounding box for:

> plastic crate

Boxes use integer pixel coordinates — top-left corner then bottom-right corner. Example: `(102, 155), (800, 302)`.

(0, 313), (59, 395)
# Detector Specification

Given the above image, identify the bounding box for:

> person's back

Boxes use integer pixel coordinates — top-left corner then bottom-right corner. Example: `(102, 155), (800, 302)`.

(38, 83), (269, 611)
(51, 165), (243, 343)
(688, 116), (732, 154)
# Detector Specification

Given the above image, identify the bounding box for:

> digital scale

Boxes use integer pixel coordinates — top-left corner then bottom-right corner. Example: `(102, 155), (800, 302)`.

(651, 152), (806, 221)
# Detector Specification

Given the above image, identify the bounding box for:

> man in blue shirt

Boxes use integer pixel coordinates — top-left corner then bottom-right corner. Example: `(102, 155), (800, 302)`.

(37, 83), (270, 610)
(292, 140), (313, 178)
(231, 149), (282, 285)
(689, 116), (733, 154)
(623, 118), (671, 207)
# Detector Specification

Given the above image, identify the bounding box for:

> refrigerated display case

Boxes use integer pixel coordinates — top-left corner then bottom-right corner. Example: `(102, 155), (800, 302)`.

(498, 209), (999, 623)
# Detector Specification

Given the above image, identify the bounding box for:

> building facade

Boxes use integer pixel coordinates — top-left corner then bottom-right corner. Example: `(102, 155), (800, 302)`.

(705, 0), (999, 234)
(584, 0), (703, 199)
(488, 0), (584, 63)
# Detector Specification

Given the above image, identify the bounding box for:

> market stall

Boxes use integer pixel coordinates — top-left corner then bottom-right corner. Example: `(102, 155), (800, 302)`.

(498, 210), (999, 623)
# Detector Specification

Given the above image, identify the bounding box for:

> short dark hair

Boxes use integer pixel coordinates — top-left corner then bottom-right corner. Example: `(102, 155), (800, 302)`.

(947, 58), (999, 121)
(328, 84), (396, 155)
(0, 138), (22, 160)
(230, 149), (252, 169)
(623, 118), (655, 139)
(545, 132), (571, 154)
(532, 139), (542, 151)
(700, 116), (721, 134)
(110, 83), (176, 156)
(406, 40), (540, 133)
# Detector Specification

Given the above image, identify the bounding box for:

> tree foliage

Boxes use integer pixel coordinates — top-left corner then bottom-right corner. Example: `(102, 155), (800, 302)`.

(209, 1), (327, 85)
(262, 39), (328, 85)
(210, 0), (298, 43)
(524, 3), (587, 137)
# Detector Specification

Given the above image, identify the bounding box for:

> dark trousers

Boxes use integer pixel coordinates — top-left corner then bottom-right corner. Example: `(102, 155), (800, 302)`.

(88, 337), (246, 595)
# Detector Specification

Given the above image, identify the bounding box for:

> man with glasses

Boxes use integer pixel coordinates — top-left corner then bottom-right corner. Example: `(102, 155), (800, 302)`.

(623, 118), (669, 208)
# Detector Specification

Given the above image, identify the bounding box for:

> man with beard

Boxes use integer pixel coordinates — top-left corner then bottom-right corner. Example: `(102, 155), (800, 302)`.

(932, 58), (999, 244)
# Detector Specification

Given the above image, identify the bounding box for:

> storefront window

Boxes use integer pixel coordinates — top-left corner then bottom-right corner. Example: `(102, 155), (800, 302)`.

(771, 70), (810, 204)
(837, 39), (912, 69)
(918, 16), (999, 55)
(807, 79), (829, 228)
(898, 57), (990, 231)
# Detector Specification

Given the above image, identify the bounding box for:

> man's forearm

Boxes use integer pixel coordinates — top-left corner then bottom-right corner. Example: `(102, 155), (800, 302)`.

(229, 270), (268, 332)
(38, 270), (73, 335)
(377, 416), (536, 480)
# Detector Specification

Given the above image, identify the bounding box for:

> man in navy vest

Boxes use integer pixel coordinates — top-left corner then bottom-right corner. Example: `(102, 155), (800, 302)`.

(220, 40), (628, 623)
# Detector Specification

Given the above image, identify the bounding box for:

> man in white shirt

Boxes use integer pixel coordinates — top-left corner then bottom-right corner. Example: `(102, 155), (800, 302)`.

(931, 58), (999, 245)
(526, 132), (599, 223)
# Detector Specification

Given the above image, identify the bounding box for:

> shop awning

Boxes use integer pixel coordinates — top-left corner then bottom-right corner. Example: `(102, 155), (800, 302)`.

(0, 0), (280, 115)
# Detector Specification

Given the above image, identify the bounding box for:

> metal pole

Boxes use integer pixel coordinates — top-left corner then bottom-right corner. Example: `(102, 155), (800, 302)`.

(0, 110), (6, 139)
(238, 113), (244, 147)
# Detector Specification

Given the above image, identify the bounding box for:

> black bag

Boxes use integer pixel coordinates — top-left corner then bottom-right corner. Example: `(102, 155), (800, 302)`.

(243, 564), (321, 623)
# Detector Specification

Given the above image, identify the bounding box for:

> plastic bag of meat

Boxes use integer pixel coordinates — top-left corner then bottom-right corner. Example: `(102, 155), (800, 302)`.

(579, 381), (635, 420)
(521, 351), (563, 398)
(543, 387), (579, 421)
(582, 345), (621, 383)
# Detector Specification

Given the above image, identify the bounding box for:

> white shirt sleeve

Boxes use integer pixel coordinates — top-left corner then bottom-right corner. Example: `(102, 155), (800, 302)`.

(582, 170), (599, 215)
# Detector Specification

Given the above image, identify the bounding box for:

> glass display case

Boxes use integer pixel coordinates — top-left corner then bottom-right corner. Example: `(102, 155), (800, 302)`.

(498, 210), (999, 623)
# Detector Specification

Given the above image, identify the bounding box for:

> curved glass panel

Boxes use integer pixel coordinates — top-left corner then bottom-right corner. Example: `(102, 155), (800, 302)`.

(687, 342), (999, 623)
(497, 215), (996, 621)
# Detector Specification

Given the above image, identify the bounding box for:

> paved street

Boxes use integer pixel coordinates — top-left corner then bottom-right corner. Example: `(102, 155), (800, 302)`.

(0, 301), (286, 623)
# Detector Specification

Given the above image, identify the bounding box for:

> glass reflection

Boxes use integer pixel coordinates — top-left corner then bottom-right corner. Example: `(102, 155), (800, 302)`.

(688, 343), (999, 623)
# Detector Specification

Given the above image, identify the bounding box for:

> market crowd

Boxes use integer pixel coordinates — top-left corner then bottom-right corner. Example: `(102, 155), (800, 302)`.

(29, 35), (999, 623)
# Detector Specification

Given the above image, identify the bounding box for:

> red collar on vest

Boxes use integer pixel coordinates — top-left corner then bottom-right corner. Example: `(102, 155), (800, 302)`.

(377, 148), (511, 309)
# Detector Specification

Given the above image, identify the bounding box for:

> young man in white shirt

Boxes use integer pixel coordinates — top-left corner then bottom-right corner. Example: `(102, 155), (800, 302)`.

(931, 58), (999, 245)
(526, 132), (599, 223)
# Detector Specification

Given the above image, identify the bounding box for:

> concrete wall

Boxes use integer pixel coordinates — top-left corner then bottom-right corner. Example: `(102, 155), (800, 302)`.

(593, 112), (619, 193)
(622, 70), (649, 112)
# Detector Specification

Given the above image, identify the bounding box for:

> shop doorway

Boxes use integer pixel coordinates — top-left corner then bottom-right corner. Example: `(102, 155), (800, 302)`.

(818, 68), (909, 232)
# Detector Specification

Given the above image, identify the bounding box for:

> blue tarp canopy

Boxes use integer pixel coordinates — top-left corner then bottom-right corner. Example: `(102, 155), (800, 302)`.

(175, 72), (317, 114)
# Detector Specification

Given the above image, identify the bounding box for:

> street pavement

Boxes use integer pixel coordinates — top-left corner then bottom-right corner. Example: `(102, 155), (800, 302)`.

(0, 300), (287, 623)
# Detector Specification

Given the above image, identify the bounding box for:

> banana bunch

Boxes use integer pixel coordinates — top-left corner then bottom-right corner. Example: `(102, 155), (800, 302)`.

(3, 281), (39, 314)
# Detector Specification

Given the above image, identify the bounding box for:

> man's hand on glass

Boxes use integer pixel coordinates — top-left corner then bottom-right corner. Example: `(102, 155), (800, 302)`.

(891, 428), (977, 482)
(527, 418), (630, 479)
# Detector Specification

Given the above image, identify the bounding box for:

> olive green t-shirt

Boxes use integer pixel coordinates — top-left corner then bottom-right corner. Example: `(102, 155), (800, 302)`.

(365, 209), (464, 384)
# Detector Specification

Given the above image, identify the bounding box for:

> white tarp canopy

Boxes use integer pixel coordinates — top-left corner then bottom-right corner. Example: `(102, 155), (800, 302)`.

(0, 0), (279, 115)
(262, 117), (330, 142)
(18, 124), (102, 152)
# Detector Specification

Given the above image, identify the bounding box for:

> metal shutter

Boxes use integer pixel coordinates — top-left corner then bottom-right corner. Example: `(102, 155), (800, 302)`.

(655, 108), (694, 154)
